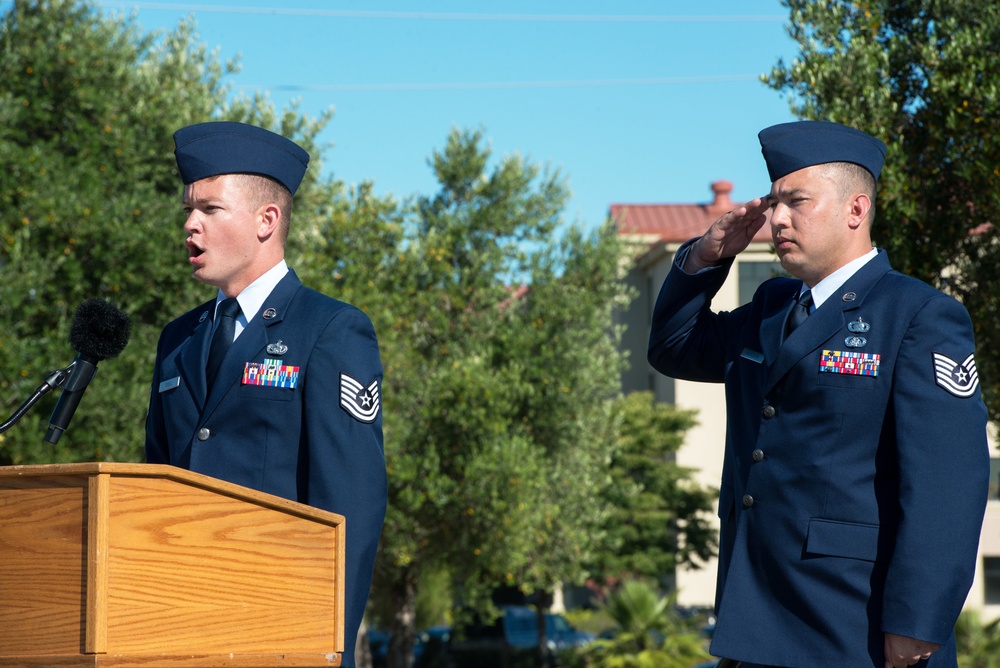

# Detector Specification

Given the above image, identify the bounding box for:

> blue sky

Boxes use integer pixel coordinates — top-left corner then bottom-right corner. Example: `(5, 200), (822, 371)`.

(21, 1), (803, 229)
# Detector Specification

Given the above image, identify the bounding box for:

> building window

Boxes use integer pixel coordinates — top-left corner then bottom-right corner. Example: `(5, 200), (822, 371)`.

(738, 262), (785, 305)
(990, 458), (1000, 501)
(984, 557), (1000, 605)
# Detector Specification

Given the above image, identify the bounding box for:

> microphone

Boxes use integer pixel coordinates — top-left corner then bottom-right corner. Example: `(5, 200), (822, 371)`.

(44, 299), (131, 444)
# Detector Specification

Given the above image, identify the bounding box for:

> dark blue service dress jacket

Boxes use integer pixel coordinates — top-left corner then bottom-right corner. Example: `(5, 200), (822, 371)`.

(648, 243), (989, 668)
(145, 270), (387, 668)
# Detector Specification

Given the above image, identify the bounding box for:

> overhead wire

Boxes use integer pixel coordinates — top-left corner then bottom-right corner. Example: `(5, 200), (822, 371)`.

(94, 3), (784, 23)
(7, 2), (782, 92)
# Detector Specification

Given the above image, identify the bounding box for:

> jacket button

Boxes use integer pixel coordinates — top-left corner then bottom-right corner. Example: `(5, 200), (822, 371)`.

(197, 427), (211, 441)
(742, 494), (754, 508)
(762, 404), (776, 419)
(752, 449), (765, 462)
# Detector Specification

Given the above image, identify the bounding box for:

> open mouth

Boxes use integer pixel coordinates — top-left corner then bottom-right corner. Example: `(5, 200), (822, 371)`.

(186, 239), (205, 262)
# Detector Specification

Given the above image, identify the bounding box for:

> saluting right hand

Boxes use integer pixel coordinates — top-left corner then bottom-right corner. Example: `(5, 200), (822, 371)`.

(683, 197), (770, 272)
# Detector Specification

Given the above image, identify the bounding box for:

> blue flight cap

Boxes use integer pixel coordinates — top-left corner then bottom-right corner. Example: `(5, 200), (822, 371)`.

(758, 120), (887, 183)
(173, 121), (310, 195)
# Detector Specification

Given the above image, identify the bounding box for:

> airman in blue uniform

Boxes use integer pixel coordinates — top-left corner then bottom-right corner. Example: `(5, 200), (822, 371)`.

(648, 121), (989, 668)
(145, 122), (386, 668)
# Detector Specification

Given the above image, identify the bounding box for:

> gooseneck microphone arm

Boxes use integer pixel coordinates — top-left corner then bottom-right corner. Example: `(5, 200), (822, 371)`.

(0, 365), (71, 435)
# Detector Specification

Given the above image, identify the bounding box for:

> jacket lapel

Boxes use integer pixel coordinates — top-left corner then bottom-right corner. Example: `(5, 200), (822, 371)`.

(759, 284), (797, 367)
(176, 302), (215, 409)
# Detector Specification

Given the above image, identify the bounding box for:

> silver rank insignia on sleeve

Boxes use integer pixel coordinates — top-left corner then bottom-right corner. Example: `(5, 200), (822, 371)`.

(340, 373), (380, 423)
(933, 352), (979, 398)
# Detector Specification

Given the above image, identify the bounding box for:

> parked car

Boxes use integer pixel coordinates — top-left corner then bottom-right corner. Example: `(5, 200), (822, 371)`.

(369, 626), (452, 668)
(368, 628), (390, 668)
(501, 605), (595, 649)
(676, 605), (717, 638)
(414, 625), (451, 667)
(448, 605), (595, 667)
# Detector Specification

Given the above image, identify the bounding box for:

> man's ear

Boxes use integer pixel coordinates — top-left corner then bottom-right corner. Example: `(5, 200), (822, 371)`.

(257, 203), (282, 240)
(848, 193), (872, 230)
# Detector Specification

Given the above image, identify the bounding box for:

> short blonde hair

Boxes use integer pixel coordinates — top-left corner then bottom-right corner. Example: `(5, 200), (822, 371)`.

(233, 173), (294, 241)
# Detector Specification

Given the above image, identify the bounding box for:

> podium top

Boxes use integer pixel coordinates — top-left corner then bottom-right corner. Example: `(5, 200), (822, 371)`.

(0, 462), (345, 527)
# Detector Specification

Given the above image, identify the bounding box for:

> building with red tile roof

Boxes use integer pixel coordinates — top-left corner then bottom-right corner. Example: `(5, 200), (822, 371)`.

(611, 180), (770, 246)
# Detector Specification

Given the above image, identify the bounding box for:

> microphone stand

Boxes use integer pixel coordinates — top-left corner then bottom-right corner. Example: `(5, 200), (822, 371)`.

(0, 364), (72, 435)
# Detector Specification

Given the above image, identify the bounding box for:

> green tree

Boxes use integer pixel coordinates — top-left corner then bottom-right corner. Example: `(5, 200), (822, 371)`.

(596, 391), (715, 581)
(765, 0), (1000, 420)
(305, 128), (632, 668)
(495, 214), (632, 667)
(0, 0), (329, 463)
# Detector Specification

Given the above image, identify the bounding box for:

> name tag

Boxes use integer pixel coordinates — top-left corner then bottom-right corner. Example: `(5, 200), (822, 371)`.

(158, 376), (181, 392)
(740, 348), (764, 364)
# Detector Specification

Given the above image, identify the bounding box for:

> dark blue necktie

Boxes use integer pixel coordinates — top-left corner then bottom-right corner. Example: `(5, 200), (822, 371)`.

(206, 298), (240, 391)
(784, 289), (813, 338)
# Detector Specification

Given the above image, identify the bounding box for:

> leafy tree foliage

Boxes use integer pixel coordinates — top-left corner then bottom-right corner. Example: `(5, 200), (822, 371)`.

(0, 0), (218, 462)
(596, 392), (715, 580)
(765, 0), (1000, 420)
(304, 129), (633, 667)
(0, 0), (327, 462)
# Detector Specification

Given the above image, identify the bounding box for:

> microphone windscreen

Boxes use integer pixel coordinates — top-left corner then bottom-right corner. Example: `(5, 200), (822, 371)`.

(69, 299), (132, 361)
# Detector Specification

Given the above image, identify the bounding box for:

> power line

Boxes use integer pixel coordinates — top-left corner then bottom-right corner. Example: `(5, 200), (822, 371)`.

(96, 3), (784, 23)
(0, 1), (781, 93)
(239, 74), (762, 93)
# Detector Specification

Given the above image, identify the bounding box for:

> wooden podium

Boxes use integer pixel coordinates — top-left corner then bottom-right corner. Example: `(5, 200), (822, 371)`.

(0, 463), (345, 667)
